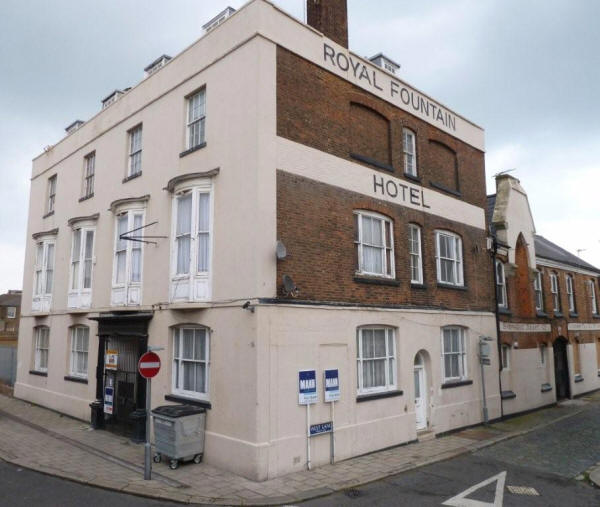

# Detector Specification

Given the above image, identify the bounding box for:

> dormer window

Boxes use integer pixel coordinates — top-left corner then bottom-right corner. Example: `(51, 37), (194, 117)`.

(144, 55), (172, 77)
(102, 90), (124, 109)
(368, 53), (400, 75)
(202, 6), (236, 33)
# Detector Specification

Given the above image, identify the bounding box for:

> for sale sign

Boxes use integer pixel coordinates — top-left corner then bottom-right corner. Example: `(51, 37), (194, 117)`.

(298, 370), (317, 405)
(324, 369), (340, 402)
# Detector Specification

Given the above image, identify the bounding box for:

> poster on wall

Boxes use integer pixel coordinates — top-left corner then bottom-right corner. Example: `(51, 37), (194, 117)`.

(105, 350), (118, 370)
(298, 369), (318, 405)
(324, 369), (340, 402)
(104, 386), (114, 414)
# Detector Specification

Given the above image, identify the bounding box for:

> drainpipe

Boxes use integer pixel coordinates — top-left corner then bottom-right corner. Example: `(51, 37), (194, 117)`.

(491, 235), (504, 419)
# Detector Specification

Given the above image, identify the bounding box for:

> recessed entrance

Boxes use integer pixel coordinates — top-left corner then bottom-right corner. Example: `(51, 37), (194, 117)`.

(414, 353), (427, 431)
(553, 337), (570, 400)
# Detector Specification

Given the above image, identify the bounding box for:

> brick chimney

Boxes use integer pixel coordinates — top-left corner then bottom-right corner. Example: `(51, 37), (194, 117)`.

(307, 0), (348, 48)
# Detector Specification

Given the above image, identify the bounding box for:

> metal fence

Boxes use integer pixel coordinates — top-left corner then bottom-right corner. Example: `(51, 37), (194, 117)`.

(0, 345), (17, 386)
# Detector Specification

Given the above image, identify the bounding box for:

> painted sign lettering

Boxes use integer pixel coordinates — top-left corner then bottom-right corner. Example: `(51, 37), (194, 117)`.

(309, 421), (333, 436)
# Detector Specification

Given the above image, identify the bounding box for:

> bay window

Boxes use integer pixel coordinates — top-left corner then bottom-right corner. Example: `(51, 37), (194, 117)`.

(171, 184), (212, 301)
(442, 326), (467, 382)
(354, 211), (395, 278)
(356, 327), (396, 395)
(172, 327), (210, 400)
(435, 231), (463, 286)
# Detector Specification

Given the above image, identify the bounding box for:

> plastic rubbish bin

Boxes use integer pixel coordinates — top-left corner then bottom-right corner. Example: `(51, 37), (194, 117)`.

(129, 409), (147, 443)
(89, 400), (104, 429)
(151, 404), (206, 470)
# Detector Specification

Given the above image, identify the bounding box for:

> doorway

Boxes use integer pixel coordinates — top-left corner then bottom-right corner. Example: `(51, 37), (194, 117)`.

(414, 353), (427, 431)
(553, 337), (570, 400)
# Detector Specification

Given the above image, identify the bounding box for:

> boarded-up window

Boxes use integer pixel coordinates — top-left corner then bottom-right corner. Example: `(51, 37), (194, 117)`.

(350, 103), (391, 168)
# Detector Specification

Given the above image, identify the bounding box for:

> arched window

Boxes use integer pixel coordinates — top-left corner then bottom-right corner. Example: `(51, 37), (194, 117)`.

(172, 326), (210, 400)
(69, 326), (89, 379)
(356, 326), (396, 394)
(495, 260), (507, 308)
(589, 279), (599, 316)
(402, 128), (417, 176)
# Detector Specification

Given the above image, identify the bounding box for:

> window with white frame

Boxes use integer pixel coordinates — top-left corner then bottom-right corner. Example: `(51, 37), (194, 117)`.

(534, 271), (544, 312)
(187, 89), (206, 149)
(34, 327), (49, 372)
(34, 240), (55, 297)
(69, 326), (89, 378)
(6, 307), (16, 319)
(354, 211), (394, 278)
(70, 228), (95, 293)
(172, 327), (210, 399)
(589, 279), (598, 315)
(539, 343), (547, 365)
(442, 327), (467, 382)
(47, 175), (57, 214)
(409, 224), (423, 284)
(496, 260), (507, 308)
(82, 152), (95, 199)
(566, 274), (576, 313)
(356, 327), (396, 394)
(435, 231), (463, 286)
(402, 128), (417, 177)
(128, 125), (142, 177)
(171, 186), (212, 301)
(111, 209), (144, 306)
(550, 273), (560, 312)
(501, 344), (510, 370)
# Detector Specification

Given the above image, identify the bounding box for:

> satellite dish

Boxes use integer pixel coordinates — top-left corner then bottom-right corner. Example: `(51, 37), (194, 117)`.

(282, 275), (299, 297)
(276, 240), (287, 260)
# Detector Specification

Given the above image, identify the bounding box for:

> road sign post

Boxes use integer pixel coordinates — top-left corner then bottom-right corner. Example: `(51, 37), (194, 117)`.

(139, 351), (161, 480)
(298, 370), (317, 470)
(324, 369), (340, 464)
(478, 337), (492, 425)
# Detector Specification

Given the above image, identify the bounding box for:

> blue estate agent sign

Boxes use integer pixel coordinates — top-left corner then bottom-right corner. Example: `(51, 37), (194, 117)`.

(324, 369), (340, 402)
(298, 369), (318, 405)
(310, 421), (333, 436)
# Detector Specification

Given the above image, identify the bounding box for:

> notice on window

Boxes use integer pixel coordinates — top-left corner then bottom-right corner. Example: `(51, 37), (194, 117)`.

(105, 350), (118, 370)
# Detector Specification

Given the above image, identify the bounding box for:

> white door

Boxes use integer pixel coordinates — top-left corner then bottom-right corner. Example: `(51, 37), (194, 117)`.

(414, 361), (427, 431)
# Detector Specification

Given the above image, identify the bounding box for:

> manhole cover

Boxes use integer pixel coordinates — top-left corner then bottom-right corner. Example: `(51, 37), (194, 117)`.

(507, 485), (540, 496)
(344, 488), (361, 498)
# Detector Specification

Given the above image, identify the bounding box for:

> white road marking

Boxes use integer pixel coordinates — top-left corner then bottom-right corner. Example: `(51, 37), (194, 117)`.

(442, 471), (506, 507)
(139, 362), (160, 368)
(507, 485), (539, 496)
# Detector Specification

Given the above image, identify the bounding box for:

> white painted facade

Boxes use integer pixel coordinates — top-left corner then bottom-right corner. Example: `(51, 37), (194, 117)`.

(16, 0), (498, 480)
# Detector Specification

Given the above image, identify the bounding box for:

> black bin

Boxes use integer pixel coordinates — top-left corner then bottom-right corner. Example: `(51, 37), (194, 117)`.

(129, 409), (147, 443)
(89, 400), (104, 429)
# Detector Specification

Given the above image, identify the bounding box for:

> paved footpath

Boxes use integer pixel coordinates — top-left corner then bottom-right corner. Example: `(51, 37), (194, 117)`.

(0, 392), (597, 506)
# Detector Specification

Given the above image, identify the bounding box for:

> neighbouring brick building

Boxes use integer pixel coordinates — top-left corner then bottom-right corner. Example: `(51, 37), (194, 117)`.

(16, 0), (501, 480)
(0, 290), (21, 345)
(488, 174), (600, 416)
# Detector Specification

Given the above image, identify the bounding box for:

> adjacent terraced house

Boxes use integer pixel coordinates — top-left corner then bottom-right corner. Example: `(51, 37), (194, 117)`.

(15, 0), (502, 480)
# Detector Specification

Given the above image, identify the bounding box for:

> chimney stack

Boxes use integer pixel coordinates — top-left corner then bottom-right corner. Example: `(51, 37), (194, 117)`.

(307, 0), (348, 48)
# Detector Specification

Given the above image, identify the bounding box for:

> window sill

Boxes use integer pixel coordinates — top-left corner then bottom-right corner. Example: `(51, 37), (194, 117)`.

(536, 311), (548, 318)
(29, 370), (47, 377)
(42, 211), (55, 219)
(498, 307), (512, 316)
(430, 181), (462, 197)
(404, 173), (421, 183)
(410, 283), (427, 290)
(356, 390), (403, 403)
(79, 193), (94, 203)
(165, 394), (211, 409)
(122, 172), (142, 184)
(441, 379), (473, 389)
(179, 142), (207, 158)
(569, 312), (579, 318)
(501, 390), (516, 400)
(354, 275), (400, 287)
(64, 375), (88, 384)
(350, 153), (395, 173)
(541, 383), (553, 392)
(437, 283), (468, 291)
(593, 314), (600, 319)
(574, 374), (584, 383)
(553, 312), (563, 318)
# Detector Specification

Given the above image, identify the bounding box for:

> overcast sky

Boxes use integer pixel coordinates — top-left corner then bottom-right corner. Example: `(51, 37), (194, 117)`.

(1, 0), (599, 294)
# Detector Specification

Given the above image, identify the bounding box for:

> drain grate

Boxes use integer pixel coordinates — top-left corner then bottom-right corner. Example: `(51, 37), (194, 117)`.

(507, 485), (540, 496)
(344, 488), (362, 498)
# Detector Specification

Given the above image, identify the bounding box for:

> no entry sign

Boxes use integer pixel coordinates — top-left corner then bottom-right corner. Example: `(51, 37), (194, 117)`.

(138, 351), (161, 379)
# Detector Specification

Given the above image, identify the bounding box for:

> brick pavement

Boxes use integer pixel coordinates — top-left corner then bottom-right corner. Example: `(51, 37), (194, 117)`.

(0, 392), (595, 505)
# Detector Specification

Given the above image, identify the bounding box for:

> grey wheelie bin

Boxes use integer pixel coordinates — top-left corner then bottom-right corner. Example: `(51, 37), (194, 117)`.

(151, 404), (206, 470)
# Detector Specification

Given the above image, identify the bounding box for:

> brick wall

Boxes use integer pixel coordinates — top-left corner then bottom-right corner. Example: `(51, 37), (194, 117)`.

(276, 46), (486, 209)
(276, 171), (494, 311)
